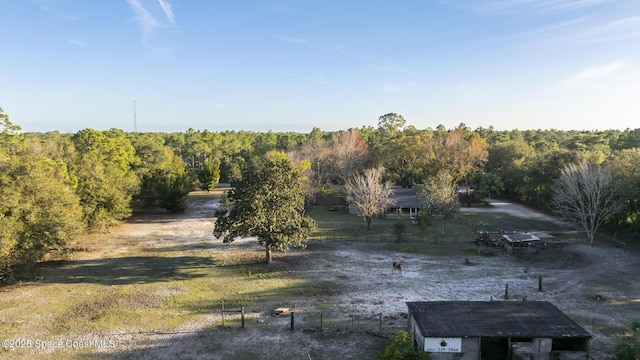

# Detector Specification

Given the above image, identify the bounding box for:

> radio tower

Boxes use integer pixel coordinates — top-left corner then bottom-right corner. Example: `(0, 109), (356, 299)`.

(133, 100), (137, 132)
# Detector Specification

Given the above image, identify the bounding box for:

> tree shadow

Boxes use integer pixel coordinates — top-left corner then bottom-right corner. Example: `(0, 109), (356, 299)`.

(81, 323), (387, 360)
(39, 255), (214, 285)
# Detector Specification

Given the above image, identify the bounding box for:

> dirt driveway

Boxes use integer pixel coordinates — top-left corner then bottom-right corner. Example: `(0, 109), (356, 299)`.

(463, 198), (571, 227)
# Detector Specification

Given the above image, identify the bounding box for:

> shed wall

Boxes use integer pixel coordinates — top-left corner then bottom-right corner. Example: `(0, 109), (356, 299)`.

(427, 338), (479, 360)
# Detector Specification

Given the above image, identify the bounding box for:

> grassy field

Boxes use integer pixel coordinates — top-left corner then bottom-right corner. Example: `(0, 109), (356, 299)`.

(308, 206), (475, 243)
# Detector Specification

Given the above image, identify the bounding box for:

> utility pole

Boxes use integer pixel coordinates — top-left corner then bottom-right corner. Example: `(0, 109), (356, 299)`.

(133, 100), (137, 132)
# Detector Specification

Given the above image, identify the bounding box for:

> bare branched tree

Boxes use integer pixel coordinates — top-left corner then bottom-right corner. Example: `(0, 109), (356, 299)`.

(418, 170), (459, 237)
(330, 129), (369, 183)
(551, 162), (622, 246)
(344, 167), (395, 230)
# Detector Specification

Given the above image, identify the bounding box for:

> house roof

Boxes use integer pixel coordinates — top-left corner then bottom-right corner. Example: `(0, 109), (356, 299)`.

(407, 301), (591, 338)
(390, 187), (423, 208)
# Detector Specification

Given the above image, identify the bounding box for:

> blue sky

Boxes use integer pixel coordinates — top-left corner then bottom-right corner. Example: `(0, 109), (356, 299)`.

(1, 0), (639, 133)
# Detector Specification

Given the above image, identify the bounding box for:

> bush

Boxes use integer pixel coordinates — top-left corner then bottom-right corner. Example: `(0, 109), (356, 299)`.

(615, 319), (640, 360)
(378, 331), (429, 360)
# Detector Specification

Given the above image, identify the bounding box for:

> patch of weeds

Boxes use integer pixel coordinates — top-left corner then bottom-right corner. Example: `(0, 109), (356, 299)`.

(247, 269), (281, 279)
(52, 289), (163, 333)
(386, 244), (419, 253)
(315, 301), (332, 310)
(513, 251), (551, 262)
(462, 248), (478, 256)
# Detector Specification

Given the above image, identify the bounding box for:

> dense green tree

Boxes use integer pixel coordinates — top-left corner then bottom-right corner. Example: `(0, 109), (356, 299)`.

(151, 163), (195, 213)
(213, 157), (316, 263)
(219, 156), (244, 184)
(71, 129), (140, 228)
(380, 133), (433, 187)
(198, 157), (221, 191)
(378, 113), (406, 137)
(129, 132), (178, 207)
(604, 149), (640, 235)
(183, 128), (211, 169)
(473, 172), (502, 199)
(485, 140), (535, 196)
(0, 156), (84, 281)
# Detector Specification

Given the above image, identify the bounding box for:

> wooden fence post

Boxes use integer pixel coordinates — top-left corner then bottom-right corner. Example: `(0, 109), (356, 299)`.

(538, 275), (543, 292)
(221, 300), (225, 326)
(290, 311), (295, 331)
(241, 307), (245, 328)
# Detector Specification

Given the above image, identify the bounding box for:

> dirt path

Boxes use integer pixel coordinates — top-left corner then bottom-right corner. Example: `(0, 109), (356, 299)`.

(463, 198), (571, 227)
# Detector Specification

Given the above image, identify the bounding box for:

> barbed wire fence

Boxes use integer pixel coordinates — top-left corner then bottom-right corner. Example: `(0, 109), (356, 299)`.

(215, 303), (406, 337)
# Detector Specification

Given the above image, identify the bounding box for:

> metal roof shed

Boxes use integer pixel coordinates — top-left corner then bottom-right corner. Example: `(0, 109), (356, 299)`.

(406, 301), (591, 360)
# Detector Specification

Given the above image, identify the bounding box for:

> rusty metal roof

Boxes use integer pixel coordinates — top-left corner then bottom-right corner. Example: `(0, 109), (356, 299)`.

(407, 301), (591, 338)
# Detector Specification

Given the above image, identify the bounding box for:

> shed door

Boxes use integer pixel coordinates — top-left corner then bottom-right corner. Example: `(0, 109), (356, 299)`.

(481, 337), (508, 360)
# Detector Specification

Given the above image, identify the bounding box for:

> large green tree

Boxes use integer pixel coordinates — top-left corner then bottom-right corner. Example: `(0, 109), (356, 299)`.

(213, 156), (316, 263)
(198, 157), (221, 192)
(71, 129), (140, 229)
(151, 162), (195, 213)
(0, 156), (84, 281)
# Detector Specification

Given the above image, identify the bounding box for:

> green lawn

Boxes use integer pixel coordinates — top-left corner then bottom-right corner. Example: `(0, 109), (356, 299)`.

(307, 206), (475, 244)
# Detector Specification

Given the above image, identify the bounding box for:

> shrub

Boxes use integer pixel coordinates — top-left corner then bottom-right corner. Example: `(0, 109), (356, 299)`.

(615, 319), (640, 360)
(378, 331), (429, 360)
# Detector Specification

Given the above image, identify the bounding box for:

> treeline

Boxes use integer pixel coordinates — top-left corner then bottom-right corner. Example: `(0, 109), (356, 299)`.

(0, 108), (197, 281)
(2, 109), (639, 281)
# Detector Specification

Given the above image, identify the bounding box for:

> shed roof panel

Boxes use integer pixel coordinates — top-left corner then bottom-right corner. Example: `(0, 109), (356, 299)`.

(407, 301), (591, 338)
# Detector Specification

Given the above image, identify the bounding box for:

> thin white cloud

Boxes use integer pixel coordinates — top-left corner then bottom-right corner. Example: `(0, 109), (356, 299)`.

(473, 16), (592, 49)
(126, 0), (176, 42)
(478, 0), (614, 14)
(557, 60), (628, 86)
(157, 0), (175, 24)
(440, 0), (616, 15)
(524, 15), (640, 49)
(126, 0), (160, 42)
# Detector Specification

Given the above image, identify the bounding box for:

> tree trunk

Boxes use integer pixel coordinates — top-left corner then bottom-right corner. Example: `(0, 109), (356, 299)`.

(587, 230), (594, 247)
(265, 245), (272, 263)
(366, 216), (372, 231)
